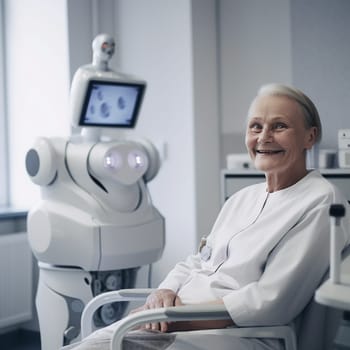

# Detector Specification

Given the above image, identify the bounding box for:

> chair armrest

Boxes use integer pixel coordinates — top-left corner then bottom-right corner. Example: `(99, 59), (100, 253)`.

(110, 304), (230, 350)
(81, 290), (297, 350)
(110, 305), (297, 350)
(81, 288), (155, 338)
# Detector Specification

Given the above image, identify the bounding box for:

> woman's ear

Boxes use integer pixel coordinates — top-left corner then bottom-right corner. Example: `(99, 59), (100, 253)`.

(305, 126), (318, 150)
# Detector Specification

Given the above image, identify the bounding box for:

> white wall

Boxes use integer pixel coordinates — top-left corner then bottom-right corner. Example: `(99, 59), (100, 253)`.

(192, 0), (221, 240)
(219, 0), (292, 162)
(4, 0), (70, 332)
(291, 0), (350, 150)
(0, 0), (8, 206)
(219, 0), (292, 135)
(112, 0), (220, 285)
(219, 0), (350, 161)
(114, 0), (198, 284)
(67, 0), (118, 82)
(5, 0), (70, 208)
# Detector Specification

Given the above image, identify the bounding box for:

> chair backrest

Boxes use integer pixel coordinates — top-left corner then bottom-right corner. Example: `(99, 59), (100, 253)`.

(296, 244), (350, 350)
(296, 296), (342, 350)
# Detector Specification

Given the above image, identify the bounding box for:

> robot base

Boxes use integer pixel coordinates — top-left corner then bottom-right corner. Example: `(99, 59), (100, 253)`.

(36, 263), (137, 349)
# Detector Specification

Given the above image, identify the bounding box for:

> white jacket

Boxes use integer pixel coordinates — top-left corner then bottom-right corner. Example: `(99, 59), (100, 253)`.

(159, 170), (350, 326)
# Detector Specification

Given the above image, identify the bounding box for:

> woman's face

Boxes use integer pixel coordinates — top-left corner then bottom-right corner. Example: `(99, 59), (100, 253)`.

(245, 94), (316, 175)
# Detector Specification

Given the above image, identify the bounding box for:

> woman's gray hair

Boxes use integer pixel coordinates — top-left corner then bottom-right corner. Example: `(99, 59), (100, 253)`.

(255, 83), (322, 143)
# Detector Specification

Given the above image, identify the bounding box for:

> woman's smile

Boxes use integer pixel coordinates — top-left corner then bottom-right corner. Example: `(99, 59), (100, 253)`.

(255, 149), (285, 155)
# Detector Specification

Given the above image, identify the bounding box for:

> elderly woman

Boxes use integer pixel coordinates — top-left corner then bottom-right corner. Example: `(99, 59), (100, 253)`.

(68, 84), (350, 350)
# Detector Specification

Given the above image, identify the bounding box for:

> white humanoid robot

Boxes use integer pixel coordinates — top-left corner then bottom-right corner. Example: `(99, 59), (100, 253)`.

(25, 34), (165, 350)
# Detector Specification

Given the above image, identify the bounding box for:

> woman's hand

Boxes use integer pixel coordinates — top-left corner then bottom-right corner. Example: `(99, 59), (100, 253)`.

(129, 289), (183, 332)
(166, 299), (234, 332)
(129, 292), (234, 333)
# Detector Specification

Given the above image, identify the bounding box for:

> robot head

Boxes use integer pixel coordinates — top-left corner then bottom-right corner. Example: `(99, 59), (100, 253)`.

(92, 34), (115, 67)
(70, 34), (146, 136)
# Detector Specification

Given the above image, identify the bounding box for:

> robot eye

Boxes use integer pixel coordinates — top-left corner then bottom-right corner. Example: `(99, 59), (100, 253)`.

(101, 42), (111, 52)
(128, 151), (147, 170)
(104, 151), (122, 170)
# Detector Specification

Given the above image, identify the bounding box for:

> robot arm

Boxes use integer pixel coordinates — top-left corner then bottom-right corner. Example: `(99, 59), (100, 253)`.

(25, 137), (58, 186)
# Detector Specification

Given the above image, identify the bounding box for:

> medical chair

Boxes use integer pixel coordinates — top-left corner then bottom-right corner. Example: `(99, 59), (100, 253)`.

(77, 280), (348, 350)
(76, 207), (349, 350)
(77, 261), (347, 350)
(79, 288), (297, 350)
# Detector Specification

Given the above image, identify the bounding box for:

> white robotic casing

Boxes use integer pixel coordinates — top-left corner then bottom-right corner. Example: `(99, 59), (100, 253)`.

(27, 137), (164, 271)
(25, 34), (164, 348)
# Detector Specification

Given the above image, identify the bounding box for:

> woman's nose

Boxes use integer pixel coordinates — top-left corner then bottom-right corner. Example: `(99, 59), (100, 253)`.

(258, 127), (273, 143)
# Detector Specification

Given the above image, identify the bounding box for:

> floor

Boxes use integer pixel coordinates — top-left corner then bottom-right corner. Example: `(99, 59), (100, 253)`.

(0, 329), (41, 350)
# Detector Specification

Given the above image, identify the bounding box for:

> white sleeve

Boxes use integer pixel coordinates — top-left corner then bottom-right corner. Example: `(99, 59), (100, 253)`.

(223, 201), (349, 326)
(157, 253), (202, 293)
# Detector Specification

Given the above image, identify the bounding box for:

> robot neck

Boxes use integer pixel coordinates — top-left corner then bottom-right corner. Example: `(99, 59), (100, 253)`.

(92, 55), (109, 71)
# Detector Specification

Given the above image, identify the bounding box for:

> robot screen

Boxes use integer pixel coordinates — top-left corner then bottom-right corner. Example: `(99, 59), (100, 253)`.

(79, 80), (145, 128)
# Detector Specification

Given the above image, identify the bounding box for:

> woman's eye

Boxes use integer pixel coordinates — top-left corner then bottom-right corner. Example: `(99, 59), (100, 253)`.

(274, 123), (287, 130)
(249, 123), (262, 131)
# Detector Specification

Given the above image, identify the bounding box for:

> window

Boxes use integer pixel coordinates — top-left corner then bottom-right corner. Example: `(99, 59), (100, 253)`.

(0, 0), (9, 207)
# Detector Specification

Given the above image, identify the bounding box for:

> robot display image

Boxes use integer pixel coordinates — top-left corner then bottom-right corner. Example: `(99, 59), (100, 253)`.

(25, 34), (165, 350)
